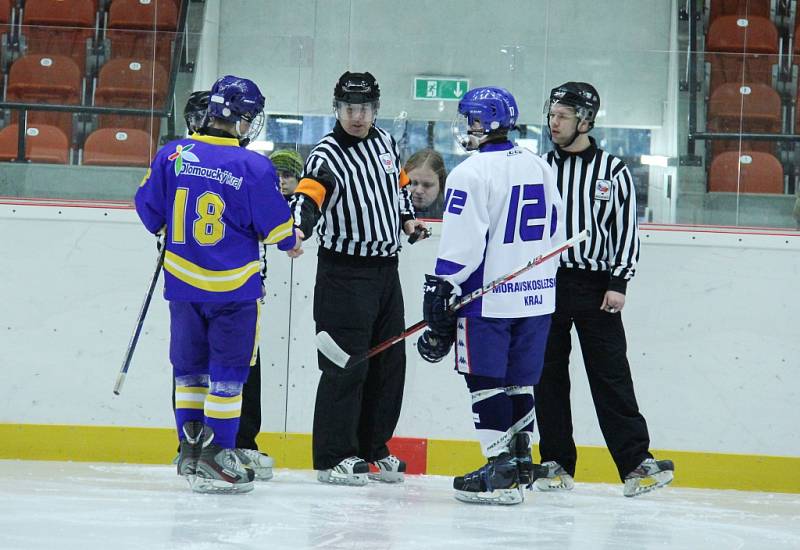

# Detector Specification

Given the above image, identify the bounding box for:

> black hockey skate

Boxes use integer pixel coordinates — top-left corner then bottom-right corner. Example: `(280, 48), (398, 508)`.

(509, 432), (547, 489)
(176, 421), (203, 480)
(192, 427), (255, 494)
(369, 454), (406, 483)
(623, 458), (674, 497)
(453, 452), (523, 505)
(317, 456), (369, 486)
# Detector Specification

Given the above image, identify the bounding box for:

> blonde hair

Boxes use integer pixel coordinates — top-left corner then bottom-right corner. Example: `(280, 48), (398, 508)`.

(405, 148), (446, 198)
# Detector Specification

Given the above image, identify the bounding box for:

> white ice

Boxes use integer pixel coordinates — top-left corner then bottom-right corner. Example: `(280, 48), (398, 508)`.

(0, 460), (798, 550)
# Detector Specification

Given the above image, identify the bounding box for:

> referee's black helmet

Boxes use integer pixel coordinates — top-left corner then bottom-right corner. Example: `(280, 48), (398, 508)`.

(334, 72), (381, 104)
(548, 82), (600, 128)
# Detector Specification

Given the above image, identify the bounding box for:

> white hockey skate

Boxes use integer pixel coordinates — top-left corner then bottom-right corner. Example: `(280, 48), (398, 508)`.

(533, 461), (575, 492)
(317, 456), (369, 486)
(192, 428), (255, 494)
(176, 421), (203, 481)
(235, 448), (274, 481)
(369, 454), (406, 483)
(623, 458), (674, 497)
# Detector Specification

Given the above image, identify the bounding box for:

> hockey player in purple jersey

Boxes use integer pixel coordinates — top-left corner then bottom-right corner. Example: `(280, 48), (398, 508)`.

(135, 75), (302, 494)
(417, 87), (565, 504)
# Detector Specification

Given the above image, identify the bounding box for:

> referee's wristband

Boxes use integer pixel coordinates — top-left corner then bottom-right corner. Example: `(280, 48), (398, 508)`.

(607, 276), (628, 295)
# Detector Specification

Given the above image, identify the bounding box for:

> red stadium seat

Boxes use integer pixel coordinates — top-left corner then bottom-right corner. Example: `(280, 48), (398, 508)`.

(21, 0), (98, 75)
(707, 82), (781, 156)
(708, 151), (783, 193)
(709, 0), (770, 24)
(94, 57), (167, 133)
(106, 0), (178, 69)
(6, 54), (82, 141)
(82, 127), (155, 167)
(706, 15), (778, 94)
(0, 123), (70, 164)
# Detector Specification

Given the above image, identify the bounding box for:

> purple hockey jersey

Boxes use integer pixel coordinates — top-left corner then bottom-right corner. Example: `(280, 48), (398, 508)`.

(135, 134), (296, 302)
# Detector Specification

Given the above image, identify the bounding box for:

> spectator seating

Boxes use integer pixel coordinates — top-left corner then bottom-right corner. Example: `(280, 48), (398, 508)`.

(82, 127), (154, 167)
(706, 15), (778, 94)
(706, 82), (781, 156)
(105, 0), (178, 70)
(709, 0), (771, 24)
(20, 0), (98, 76)
(6, 54), (82, 141)
(708, 150), (784, 193)
(93, 57), (167, 133)
(0, 123), (70, 163)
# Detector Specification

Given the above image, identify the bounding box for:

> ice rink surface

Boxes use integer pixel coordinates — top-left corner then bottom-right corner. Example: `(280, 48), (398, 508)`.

(0, 460), (798, 550)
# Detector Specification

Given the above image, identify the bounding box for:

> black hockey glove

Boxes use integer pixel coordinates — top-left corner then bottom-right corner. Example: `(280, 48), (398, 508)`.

(422, 274), (457, 336)
(417, 329), (453, 363)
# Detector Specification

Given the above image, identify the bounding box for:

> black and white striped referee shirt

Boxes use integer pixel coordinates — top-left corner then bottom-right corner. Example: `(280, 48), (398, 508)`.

(290, 122), (415, 257)
(544, 136), (640, 293)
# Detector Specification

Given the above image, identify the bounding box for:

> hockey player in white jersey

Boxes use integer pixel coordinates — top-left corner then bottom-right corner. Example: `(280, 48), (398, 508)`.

(417, 87), (564, 505)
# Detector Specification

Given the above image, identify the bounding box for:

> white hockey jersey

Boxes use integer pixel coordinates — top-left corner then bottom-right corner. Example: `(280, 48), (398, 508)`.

(434, 142), (564, 318)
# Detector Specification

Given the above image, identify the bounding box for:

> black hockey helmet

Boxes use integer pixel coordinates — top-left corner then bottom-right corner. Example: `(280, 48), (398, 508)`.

(183, 90), (210, 134)
(333, 71), (380, 104)
(546, 82), (600, 128)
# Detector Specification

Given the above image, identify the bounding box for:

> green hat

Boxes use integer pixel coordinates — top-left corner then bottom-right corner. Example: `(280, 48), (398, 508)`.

(269, 149), (304, 178)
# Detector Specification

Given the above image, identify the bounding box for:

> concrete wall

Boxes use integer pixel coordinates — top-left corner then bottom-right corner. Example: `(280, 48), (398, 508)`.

(2, 203), (798, 458)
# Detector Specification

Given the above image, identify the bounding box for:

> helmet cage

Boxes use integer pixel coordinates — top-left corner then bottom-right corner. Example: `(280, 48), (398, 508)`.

(184, 90), (210, 134)
(452, 87), (518, 151)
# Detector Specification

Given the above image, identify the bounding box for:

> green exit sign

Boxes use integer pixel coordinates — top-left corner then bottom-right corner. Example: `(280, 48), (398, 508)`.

(414, 77), (470, 101)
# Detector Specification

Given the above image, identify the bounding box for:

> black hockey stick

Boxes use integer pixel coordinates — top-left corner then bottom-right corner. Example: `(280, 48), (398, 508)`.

(316, 229), (589, 369)
(113, 246), (166, 395)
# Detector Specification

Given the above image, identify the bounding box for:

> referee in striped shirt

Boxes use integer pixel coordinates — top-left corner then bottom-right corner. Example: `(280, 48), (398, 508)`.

(290, 71), (429, 485)
(533, 82), (673, 497)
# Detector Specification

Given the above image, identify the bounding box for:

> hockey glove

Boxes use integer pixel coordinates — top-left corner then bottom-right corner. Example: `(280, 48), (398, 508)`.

(422, 274), (457, 337)
(417, 329), (454, 363)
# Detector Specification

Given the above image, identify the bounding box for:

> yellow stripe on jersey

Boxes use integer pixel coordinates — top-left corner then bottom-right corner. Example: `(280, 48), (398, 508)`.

(164, 251), (261, 293)
(139, 168), (151, 187)
(250, 301), (261, 367)
(189, 134), (240, 147)
(262, 217), (295, 245)
(175, 385), (208, 410)
(205, 394), (243, 420)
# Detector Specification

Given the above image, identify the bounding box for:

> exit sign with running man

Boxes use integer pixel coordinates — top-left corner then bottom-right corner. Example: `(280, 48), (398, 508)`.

(414, 77), (470, 101)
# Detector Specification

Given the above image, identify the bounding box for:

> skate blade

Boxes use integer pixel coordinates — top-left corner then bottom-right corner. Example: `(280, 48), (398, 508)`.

(249, 466), (274, 481)
(368, 471), (404, 483)
(454, 487), (524, 505)
(191, 476), (254, 494)
(624, 470), (674, 497)
(317, 471), (368, 486)
(534, 475), (575, 492)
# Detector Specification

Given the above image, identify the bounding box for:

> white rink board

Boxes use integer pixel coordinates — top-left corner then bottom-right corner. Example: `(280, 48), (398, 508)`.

(1, 204), (799, 456)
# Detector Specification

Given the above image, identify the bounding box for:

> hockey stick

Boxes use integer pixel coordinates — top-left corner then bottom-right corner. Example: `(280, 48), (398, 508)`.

(316, 229), (590, 369)
(113, 246), (166, 395)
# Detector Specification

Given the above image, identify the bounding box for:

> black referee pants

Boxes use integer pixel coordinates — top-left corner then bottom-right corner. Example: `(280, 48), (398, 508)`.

(534, 268), (652, 481)
(312, 249), (406, 470)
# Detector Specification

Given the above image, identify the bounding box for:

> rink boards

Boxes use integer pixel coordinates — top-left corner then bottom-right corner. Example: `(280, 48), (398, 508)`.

(1, 200), (798, 493)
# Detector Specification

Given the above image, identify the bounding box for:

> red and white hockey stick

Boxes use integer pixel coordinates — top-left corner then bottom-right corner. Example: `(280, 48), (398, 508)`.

(316, 229), (589, 369)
